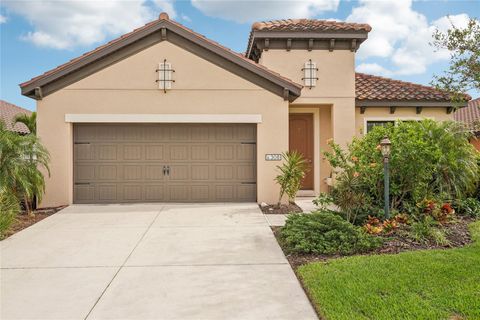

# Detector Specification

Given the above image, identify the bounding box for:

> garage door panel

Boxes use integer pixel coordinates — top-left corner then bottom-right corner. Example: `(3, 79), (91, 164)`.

(169, 165), (189, 180)
(237, 184), (257, 201)
(97, 165), (118, 180)
(169, 145), (189, 161)
(74, 144), (94, 160)
(97, 145), (118, 160)
(191, 145), (210, 160)
(145, 126), (169, 141)
(123, 145), (143, 160)
(145, 166), (166, 180)
(145, 145), (165, 160)
(74, 184), (95, 202)
(215, 126), (234, 140)
(237, 144), (256, 160)
(170, 127), (190, 140)
(123, 126), (144, 141)
(237, 125), (256, 141)
(123, 185), (143, 201)
(75, 165), (95, 181)
(191, 126), (210, 140)
(237, 165), (256, 181)
(191, 185), (210, 201)
(98, 185), (118, 201)
(75, 125), (96, 141)
(215, 185), (234, 200)
(169, 185), (190, 201)
(74, 124), (256, 203)
(123, 165), (143, 180)
(191, 165), (209, 180)
(145, 185), (166, 201)
(215, 145), (234, 160)
(215, 166), (234, 180)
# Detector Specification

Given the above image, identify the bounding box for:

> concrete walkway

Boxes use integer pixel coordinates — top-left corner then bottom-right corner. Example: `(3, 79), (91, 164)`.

(1, 203), (317, 320)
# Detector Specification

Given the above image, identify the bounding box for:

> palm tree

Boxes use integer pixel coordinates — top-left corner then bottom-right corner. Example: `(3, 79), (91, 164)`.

(0, 121), (50, 215)
(14, 112), (37, 135)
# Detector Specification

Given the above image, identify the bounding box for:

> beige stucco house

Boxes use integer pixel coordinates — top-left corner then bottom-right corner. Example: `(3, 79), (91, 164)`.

(20, 13), (464, 207)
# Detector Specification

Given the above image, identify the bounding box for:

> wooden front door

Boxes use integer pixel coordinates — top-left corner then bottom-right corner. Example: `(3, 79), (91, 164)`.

(289, 114), (314, 190)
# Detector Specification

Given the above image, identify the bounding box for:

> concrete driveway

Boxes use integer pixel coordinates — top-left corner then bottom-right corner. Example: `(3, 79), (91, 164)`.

(1, 203), (317, 320)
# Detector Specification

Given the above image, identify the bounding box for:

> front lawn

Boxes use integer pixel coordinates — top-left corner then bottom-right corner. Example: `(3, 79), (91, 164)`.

(298, 221), (480, 320)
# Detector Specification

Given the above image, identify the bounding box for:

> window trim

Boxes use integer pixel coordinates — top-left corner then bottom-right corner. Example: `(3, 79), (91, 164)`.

(363, 116), (430, 134)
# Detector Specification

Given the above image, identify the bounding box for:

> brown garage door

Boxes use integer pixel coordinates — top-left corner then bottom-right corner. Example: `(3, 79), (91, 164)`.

(73, 123), (256, 203)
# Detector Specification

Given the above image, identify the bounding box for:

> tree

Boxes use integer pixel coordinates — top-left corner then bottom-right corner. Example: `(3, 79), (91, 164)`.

(14, 112), (37, 135)
(0, 121), (50, 215)
(431, 17), (480, 102)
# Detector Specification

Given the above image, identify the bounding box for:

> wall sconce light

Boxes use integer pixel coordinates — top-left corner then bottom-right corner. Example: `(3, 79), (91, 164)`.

(301, 59), (318, 89)
(156, 59), (175, 93)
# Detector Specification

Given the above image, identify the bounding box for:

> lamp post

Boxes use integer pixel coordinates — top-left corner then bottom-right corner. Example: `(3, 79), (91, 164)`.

(380, 136), (392, 219)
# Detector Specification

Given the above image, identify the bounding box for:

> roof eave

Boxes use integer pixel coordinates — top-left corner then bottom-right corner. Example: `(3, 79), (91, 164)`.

(246, 30), (369, 59)
(355, 100), (469, 107)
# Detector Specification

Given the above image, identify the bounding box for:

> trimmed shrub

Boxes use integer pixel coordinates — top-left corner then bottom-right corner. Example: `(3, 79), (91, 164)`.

(280, 211), (382, 255)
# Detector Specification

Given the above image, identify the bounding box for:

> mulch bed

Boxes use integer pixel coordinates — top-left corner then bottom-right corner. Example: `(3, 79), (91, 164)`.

(273, 216), (474, 270)
(3, 206), (67, 239)
(259, 203), (303, 214)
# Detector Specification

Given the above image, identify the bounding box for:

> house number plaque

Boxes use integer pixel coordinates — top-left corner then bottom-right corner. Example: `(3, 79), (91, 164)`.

(265, 154), (282, 161)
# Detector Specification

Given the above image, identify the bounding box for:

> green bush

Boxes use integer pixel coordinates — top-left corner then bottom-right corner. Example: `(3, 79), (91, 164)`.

(324, 120), (478, 220)
(280, 211), (382, 255)
(453, 198), (480, 218)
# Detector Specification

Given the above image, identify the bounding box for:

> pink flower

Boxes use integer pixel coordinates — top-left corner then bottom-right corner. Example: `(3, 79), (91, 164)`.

(353, 172), (360, 177)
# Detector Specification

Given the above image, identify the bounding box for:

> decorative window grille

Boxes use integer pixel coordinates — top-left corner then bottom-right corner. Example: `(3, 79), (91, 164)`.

(156, 59), (175, 92)
(302, 59), (318, 89)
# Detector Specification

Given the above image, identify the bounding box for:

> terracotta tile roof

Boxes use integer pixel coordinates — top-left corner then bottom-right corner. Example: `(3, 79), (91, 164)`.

(355, 72), (471, 102)
(454, 98), (480, 132)
(20, 14), (301, 96)
(0, 100), (32, 134)
(251, 19), (372, 33)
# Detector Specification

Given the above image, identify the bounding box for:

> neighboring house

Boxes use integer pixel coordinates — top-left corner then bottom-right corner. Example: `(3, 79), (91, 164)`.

(0, 99), (32, 134)
(454, 97), (480, 150)
(19, 14), (468, 207)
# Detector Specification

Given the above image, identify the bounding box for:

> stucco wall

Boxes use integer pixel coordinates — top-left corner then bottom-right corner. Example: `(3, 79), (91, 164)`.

(260, 50), (355, 145)
(259, 49), (355, 196)
(37, 40), (289, 207)
(355, 107), (454, 136)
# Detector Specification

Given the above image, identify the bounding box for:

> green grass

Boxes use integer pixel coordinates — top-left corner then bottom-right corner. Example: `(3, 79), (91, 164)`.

(298, 221), (480, 320)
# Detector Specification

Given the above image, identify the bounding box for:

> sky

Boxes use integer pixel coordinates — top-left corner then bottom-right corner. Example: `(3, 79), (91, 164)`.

(1, 0), (479, 111)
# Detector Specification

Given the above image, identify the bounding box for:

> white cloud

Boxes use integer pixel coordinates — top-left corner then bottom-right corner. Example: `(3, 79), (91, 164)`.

(191, 0), (339, 23)
(2, 0), (177, 49)
(152, 0), (177, 19)
(0, 14), (6, 23)
(181, 13), (192, 22)
(347, 0), (470, 76)
(356, 63), (392, 76)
